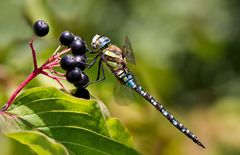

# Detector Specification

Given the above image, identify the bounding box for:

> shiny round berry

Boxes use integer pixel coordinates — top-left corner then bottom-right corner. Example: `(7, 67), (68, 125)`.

(59, 31), (75, 46)
(66, 68), (82, 83)
(74, 72), (89, 87)
(74, 35), (82, 41)
(70, 39), (87, 55)
(74, 36), (87, 46)
(60, 55), (76, 71)
(33, 20), (49, 37)
(73, 87), (90, 99)
(75, 55), (87, 70)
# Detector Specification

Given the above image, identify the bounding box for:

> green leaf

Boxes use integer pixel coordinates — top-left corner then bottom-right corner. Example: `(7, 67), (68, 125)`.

(107, 118), (133, 148)
(8, 131), (69, 155)
(0, 87), (139, 155)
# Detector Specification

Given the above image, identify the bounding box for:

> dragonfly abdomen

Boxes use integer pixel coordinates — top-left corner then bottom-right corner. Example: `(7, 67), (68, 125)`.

(116, 71), (205, 148)
(114, 69), (136, 87)
(134, 85), (205, 148)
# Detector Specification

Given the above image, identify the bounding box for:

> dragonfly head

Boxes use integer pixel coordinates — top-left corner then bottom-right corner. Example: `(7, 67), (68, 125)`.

(91, 34), (111, 51)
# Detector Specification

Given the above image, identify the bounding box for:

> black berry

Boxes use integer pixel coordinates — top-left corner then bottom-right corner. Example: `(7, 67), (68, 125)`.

(74, 72), (89, 87)
(75, 55), (87, 70)
(74, 35), (82, 41)
(33, 20), (49, 37)
(74, 36), (87, 46)
(70, 39), (87, 55)
(59, 31), (75, 46)
(60, 55), (76, 71)
(73, 87), (90, 99)
(66, 68), (83, 83)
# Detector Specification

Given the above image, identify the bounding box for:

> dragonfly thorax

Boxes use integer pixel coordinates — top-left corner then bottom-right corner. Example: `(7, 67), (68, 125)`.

(91, 34), (111, 51)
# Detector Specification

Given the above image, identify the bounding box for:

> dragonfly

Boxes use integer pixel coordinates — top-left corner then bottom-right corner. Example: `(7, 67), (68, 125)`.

(89, 34), (205, 148)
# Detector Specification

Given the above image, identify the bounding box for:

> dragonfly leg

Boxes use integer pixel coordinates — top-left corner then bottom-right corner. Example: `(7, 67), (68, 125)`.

(88, 49), (97, 54)
(87, 54), (100, 69)
(84, 60), (105, 87)
(96, 59), (104, 80)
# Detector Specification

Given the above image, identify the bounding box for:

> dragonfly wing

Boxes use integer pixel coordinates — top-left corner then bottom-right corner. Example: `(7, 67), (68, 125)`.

(113, 81), (135, 106)
(123, 36), (136, 64)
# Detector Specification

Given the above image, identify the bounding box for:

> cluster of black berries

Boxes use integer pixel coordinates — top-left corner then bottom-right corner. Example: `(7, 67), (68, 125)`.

(59, 31), (90, 99)
(33, 20), (90, 99)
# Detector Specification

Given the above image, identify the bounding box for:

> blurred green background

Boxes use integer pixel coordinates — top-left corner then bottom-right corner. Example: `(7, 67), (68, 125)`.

(1, 0), (240, 155)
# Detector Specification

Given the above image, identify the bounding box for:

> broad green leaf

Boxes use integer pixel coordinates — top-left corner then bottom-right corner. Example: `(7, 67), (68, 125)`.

(0, 87), (139, 155)
(8, 131), (69, 155)
(107, 118), (133, 148)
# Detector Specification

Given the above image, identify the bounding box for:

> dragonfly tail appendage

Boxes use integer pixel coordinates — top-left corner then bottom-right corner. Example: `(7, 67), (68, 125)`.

(132, 84), (205, 148)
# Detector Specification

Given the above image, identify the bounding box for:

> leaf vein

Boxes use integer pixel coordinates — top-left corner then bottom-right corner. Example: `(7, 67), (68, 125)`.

(60, 141), (111, 155)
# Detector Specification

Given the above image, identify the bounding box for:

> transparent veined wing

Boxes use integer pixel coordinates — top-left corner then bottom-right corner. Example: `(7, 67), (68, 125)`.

(123, 36), (136, 64)
(113, 80), (136, 106)
(113, 73), (143, 106)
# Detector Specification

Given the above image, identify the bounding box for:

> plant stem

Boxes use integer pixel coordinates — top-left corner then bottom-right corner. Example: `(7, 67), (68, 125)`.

(1, 69), (40, 111)
(1, 42), (70, 112)
(29, 38), (38, 69)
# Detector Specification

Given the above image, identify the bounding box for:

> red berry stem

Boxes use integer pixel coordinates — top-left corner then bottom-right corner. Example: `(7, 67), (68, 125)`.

(53, 45), (62, 55)
(1, 39), (71, 112)
(43, 61), (60, 69)
(49, 69), (66, 77)
(1, 70), (40, 111)
(41, 71), (69, 92)
(29, 38), (38, 69)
